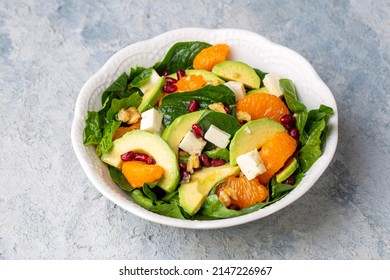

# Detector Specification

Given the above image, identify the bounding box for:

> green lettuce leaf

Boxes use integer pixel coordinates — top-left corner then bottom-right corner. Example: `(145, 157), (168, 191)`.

(83, 111), (102, 146)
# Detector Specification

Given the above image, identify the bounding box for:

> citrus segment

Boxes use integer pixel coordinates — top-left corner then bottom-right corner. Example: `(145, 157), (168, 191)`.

(175, 75), (205, 92)
(193, 44), (230, 71)
(112, 121), (140, 141)
(122, 161), (165, 188)
(216, 176), (269, 209)
(236, 93), (290, 122)
(257, 131), (297, 184)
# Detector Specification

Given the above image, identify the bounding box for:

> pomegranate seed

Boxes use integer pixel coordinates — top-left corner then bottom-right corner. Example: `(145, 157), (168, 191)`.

(176, 69), (186, 80)
(191, 124), (204, 138)
(228, 203), (240, 210)
(284, 174), (296, 185)
(161, 70), (169, 76)
(121, 151), (135, 162)
(163, 84), (177, 93)
(223, 104), (231, 114)
(289, 127), (299, 140)
(146, 157), (156, 165)
(134, 153), (150, 163)
(211, 159), (225, 166)
(165, 77), (177, 85)
(200, 154), (211, 167)
(179, 162), (187, 171)
(280, 114), (295, 126)
(181, 171), (191, 182)
(188, 100), (200, 112)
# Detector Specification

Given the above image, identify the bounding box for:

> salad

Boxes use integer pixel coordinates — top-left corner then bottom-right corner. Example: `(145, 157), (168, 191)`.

(83, 41), (333, 219)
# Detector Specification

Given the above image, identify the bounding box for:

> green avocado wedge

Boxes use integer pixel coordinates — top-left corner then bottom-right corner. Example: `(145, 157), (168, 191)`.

(179, 164), (240, 216)
(229, 118), (286, 166)
(161, 110), (206, 155)
(137, 76), (165, 113)
(101, 130), (179, 193)
(275, 157), (299, 183)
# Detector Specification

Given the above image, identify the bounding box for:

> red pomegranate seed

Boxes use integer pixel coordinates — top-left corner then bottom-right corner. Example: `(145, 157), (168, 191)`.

(163, 84), (177, 93)
(188, 100), (200, 112)
(228, 203), (240, 210)
(284, 174), (296, 185)
(165, 77), (177, 85)
(161, 70), (169, 76)
(146, 157), (156, 165)
(223, 104), (231, 114)
(177, 69), (186, 80)
(191, 124), (204, 138)
(280, 114), (295, 126)
(211, 159), (225, 166)
(289, 127), (299, 140)
(200, 154), (211, 167)
(181, 171), (191, 182)
(121, 151), (135, 162)
(179, 162), (187, 171)
(134, 153), (150, 163)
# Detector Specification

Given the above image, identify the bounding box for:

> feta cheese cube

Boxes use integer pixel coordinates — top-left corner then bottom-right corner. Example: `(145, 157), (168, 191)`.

(140, 108), (163, 134)
(179, 131), (207, 155)
(236, 149), (266, 180)
(204, 124), (231, 149)
(139, 69), (161, 94)
(224, 81), (246, 101)
(263, 73), (283, 97)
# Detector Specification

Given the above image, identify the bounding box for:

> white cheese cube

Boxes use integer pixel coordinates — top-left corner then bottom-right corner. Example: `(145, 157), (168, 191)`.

(139, 69), (161, 94)
(179, 131), (207, 155)
(140, 108), (163, 134)
(263, 73), (284, 97)
(204, 124), (231, 149)
(236, 149), (266, 180)
(224, 81), (246, 101)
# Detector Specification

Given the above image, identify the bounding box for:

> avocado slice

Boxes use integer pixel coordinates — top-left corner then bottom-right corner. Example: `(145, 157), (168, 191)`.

(101, 130), (179, 192)
(161, 110), (206, 154)
(168, 69), (225, 86)
(275, 157), (299, 183)
(212, 61), (260, 89)
(229, 118), (285, 166)
(137, 76), (165, 113)
(179, 164), (240, 215)
(247, 87), (269, 94)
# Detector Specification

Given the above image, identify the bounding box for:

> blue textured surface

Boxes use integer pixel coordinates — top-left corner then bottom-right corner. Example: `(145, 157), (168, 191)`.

(0, 0), (389, 259)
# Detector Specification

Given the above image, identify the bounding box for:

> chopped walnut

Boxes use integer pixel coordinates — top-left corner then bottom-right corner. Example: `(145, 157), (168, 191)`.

(117, 107), (141, 125)
(208, 102), (226, 114)
(218, 190), (231, 207)
(225, 188), (238, 201)
(186, 154), (200, 174)
(236, 111), (252, 123)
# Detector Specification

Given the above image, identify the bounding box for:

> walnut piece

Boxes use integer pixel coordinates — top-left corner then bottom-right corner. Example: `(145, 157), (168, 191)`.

(236, 111), (252, 123)
(208, 102), (226, 114)
(218, 190), (231, 207)
(186, 154), (200, 174)
(117, 107), (141, 125)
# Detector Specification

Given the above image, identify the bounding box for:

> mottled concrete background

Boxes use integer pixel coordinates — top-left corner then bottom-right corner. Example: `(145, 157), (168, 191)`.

(0, 0), (389, 259)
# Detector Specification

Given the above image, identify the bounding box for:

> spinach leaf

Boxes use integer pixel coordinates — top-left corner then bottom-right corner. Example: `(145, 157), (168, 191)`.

(108, 166), (134, 192)
(158, 85), (236, 126)
(131, 189), (154, 209)
(101, 72), (129, 105)
(96, 120), (121, 155)
(279, 79), (309, 143)
(83, 111), (102, 146)
(153, 41), (211, 74)
(106, 92), (142, 121)
(254, 68), (268, 87)
(204, 148), (230, 162)
(128, 66), (147, 82)
(196, 111), (241, 150)
(129, 68), (153, 88)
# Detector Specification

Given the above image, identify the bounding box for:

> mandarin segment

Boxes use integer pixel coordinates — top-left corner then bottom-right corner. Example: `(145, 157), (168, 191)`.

(257, 131), (297, 184)
(193, 44), (230, 71)
(122, 161), (165, 188)
(175, 75), (206, 92)
(236, 93), (290, 122)
(216, 176), (269, 209)
(112, 121), (141, 141)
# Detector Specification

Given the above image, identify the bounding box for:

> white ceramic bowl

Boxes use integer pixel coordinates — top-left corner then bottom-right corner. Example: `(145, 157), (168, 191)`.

(71, 28), (338, 229)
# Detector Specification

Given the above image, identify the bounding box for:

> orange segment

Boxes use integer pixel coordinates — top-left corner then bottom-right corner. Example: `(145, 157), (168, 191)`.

(122, 161), (165, 188)
(193, 44), (230, 71)
(175, 74), (205, 92)
(236, 93), (290, 122)
(112, 121), (140, 141)
(257, 131), (297, 184)
(216, 176), (269, 209)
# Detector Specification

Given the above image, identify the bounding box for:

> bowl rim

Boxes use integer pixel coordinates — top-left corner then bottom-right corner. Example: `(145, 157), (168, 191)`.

(71, 27), (338, 229)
